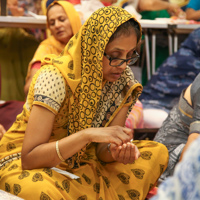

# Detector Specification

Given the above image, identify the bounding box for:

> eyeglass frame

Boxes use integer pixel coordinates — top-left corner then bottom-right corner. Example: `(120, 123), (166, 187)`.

(103, 50), (140, 67)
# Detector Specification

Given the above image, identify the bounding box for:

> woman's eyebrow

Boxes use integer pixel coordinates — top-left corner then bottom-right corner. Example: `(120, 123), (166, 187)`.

(111, 47), (136, 52)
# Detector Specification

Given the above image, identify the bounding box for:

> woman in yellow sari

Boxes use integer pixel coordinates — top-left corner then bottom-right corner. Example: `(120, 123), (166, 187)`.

(0, 6), (168, 200)
(24, 1), (82, 96)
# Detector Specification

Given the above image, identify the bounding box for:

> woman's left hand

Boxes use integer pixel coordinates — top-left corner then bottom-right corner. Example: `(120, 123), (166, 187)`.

(109, 142), (140, 164)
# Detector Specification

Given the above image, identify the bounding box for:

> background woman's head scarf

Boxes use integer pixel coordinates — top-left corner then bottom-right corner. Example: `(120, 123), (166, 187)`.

(46, 1), (82, 35)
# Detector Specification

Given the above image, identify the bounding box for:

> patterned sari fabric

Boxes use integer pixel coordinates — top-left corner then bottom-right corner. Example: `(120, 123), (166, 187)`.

(25, 1), (82, 82)
(0, 6), (168, 200)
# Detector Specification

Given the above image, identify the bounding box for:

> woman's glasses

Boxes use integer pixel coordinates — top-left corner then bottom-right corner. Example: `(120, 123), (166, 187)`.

(104, 51), (140, 67)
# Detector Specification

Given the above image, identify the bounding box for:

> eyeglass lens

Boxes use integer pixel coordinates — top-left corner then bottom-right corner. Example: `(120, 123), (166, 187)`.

(110, 56), (139, 67)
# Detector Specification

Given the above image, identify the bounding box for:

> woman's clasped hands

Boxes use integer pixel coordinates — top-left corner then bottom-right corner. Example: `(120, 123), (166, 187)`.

(109, 141), (140, 165)
(91, 126), (140, 165)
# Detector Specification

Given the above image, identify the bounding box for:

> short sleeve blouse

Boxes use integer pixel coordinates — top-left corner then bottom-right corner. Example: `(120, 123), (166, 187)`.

(33, 65), (66, 114)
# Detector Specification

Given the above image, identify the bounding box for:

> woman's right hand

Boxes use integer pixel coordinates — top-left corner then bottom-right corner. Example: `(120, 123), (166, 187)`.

(88, 126), (133, 146)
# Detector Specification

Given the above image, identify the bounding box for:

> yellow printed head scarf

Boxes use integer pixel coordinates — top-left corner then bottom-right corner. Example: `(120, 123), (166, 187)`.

(47, 1), (82, 35)
(42, 6), (142, 168)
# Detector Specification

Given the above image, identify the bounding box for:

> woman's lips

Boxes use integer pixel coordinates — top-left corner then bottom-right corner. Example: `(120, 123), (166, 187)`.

(57, 31), (64, 36)
(112, 73), (121, 79)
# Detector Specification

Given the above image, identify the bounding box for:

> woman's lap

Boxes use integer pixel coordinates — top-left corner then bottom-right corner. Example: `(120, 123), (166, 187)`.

(0, 141), (168, 200)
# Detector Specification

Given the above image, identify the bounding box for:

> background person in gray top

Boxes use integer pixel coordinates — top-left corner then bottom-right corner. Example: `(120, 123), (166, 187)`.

(154, 73), (200, 181)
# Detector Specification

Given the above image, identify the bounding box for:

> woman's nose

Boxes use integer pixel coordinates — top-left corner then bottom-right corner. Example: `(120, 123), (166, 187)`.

(55, 20), (62, 28)
(118, 61), (127, 70)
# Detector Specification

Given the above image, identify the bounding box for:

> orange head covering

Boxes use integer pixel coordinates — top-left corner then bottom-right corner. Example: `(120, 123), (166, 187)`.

(46, 1), (82, 35)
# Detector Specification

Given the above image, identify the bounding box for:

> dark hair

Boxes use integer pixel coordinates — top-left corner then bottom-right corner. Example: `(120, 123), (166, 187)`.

(46, 0), (55, 8)
(108, 19), (141, 44)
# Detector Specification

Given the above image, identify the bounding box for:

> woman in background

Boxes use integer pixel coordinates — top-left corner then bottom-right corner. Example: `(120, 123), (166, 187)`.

(185, 0), (200, 20)
(0, 1), (81, 133)
(154, 73), (200, 181)
(24, 1), (82, 96)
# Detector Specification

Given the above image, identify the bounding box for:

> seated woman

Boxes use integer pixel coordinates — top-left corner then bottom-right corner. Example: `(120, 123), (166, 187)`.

(0, 5), (168, 200)
(154, 72), (200, 181)
(24, 1), (82, 96)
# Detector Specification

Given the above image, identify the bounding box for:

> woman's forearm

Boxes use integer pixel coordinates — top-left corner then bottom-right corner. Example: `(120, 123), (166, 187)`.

(21, 129), (90, 170)
(186, 8), (200, 20)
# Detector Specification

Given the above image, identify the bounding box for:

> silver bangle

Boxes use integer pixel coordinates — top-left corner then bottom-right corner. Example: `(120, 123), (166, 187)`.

(56, 141), (65, 162)
(107, 143), (111, 153)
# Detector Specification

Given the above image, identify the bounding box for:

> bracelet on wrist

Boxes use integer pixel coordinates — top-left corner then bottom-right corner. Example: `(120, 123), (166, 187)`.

(56, 140), (65, 162)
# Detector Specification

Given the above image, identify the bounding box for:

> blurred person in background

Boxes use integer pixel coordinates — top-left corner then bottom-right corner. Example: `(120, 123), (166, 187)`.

(185, 0), (200, 21)
(24, 1), (82, 96)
